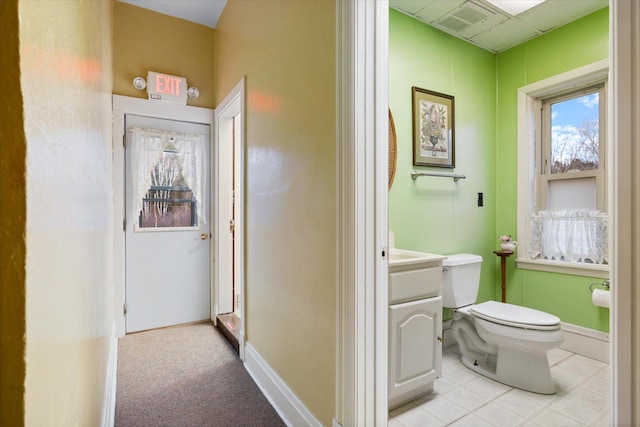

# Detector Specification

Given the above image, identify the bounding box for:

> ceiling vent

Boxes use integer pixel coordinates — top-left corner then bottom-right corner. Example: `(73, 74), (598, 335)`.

(437, 1), (494, 32)
(439, 15), (472, 32)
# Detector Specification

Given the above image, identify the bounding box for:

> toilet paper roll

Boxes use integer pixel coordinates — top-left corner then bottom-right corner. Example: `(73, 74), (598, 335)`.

(592, 289), (610, 308)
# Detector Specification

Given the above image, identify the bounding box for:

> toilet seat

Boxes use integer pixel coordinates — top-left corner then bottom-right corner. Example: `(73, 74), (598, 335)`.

(470, 301), (561, 331)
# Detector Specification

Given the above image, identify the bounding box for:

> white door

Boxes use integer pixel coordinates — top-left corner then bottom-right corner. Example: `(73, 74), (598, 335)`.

(218, 113), (242, 317)
(217, 113), (234, 316)
(125, 114), (211, 333)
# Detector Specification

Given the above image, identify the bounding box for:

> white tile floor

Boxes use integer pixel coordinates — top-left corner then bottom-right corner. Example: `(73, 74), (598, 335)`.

(389, 345), (610, 427)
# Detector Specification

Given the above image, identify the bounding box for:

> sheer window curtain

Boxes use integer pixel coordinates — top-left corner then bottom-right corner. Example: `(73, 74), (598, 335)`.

(529, 209), (608, 264)
(131, 127), (206, 224)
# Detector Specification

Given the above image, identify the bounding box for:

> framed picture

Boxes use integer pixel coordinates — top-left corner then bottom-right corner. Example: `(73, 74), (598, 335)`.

(412, 87), (455, 168)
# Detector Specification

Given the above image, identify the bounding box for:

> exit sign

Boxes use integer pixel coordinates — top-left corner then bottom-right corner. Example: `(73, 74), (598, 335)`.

(147, 71), (188, 104)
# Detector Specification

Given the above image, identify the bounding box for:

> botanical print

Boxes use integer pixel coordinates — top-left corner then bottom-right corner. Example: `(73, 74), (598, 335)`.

(420, 100), (448, 159)
(412, 86), (454, 167)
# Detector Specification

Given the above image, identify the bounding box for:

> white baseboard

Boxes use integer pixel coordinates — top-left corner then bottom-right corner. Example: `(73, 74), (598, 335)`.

(244, 343), (322, 427)
(443, 319), (609, 363)
(560, 322), (610, 363)
(102, 325), (118, 427)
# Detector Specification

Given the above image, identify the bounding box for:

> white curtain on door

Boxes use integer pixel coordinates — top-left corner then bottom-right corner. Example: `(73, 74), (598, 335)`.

(130, 127), (206, 224)
(529, 209), (608, 264)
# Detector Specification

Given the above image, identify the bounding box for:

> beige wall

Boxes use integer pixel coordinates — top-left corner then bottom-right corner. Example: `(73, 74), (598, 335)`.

(18, 1), (115, 425)
(113, 1), (215, 108)
(0, 1), (26, 424)
(214, 1), (336, 424)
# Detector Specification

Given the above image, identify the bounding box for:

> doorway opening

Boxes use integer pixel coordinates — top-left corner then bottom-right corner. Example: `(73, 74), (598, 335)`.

(214, 78), (246, 358)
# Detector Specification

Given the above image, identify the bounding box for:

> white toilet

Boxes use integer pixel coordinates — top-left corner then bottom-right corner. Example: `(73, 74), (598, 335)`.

(443, 254), (564, 394)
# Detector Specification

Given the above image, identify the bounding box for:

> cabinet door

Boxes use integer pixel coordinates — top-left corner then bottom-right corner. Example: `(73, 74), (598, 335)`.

(389, 297), (442, 402)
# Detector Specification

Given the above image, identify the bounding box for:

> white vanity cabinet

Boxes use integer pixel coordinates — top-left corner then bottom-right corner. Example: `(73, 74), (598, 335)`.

(388, 251), (445, 410)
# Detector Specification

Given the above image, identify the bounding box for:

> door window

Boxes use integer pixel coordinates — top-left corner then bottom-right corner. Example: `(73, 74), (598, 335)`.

(131, 127), (206, 230)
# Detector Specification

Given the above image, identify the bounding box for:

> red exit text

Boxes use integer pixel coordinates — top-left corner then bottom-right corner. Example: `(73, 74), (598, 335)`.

(156, 74), (182, 96)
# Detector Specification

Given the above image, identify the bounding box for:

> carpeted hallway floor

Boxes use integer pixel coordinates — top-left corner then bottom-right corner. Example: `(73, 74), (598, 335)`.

(115, 322), (286, 427)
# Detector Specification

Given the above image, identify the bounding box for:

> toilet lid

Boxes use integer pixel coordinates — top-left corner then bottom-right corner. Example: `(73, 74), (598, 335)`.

(470, 301), (561, 331)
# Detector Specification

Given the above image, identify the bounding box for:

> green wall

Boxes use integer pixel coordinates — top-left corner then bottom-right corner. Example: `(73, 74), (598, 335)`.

(390, 7), (610, 332)
(496, 8), (609, 332)
(389, 9), (497, 319)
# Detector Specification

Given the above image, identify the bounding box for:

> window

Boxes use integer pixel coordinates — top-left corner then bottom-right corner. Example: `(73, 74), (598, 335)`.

(131, 128), (206, 231)
(516, 60), (609, 278)
(538, 85), (606, 211)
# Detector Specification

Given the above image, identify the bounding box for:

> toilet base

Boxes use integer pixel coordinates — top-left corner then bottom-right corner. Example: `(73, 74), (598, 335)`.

(460, 349), (556, 395)
(460, 355), (498, 381)
(495, 347), (556, 394)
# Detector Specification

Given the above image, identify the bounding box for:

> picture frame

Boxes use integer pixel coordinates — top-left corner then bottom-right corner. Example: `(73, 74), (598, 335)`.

(412, 87), (455, 168)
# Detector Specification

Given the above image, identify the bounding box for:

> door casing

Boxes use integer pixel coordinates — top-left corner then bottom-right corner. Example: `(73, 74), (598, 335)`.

(113, 95), (215, 338)
(214, 78), (246, 360)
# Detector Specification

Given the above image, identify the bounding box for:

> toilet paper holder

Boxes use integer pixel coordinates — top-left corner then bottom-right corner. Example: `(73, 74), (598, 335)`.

(590, 279), (610, 293)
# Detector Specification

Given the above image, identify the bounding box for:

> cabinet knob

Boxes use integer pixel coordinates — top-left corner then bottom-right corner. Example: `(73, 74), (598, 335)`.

(437, 336), (444, 342)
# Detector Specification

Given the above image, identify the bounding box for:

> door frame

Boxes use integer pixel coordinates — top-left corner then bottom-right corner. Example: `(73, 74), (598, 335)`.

(338, 0), (637, 425)
(609, 0), (638, 424)
(335, 1), (389, 425)
(112, 95), (215, 338)
(213, 78), (246, 360)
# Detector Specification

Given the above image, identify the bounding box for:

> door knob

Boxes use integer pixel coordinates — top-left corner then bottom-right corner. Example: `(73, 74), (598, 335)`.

(200, 233), (208, 240)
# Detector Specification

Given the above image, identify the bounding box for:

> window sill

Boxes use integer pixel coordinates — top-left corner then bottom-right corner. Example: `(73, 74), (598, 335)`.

(516, 258), (609, 279)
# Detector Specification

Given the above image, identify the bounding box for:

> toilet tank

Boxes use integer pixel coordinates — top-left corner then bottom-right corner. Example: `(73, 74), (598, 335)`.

(442, 253), (483, 309)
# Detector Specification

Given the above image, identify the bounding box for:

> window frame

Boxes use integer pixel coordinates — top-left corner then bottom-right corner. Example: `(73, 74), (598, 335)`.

(516, 60), (610, 278)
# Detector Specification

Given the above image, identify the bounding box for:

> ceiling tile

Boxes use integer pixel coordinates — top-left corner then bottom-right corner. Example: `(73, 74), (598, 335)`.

(415, 0), (466, 23)
(470, 17), (540, 52)
(389, 0), (435, 16)
(517, 0), (608, 32)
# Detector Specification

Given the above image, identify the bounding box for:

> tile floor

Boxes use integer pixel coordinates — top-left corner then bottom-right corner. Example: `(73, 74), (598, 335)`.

(389, 345), (610, 426)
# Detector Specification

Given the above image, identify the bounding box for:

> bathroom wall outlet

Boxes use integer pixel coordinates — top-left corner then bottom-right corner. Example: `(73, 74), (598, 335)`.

(478, 192), (484, 207)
